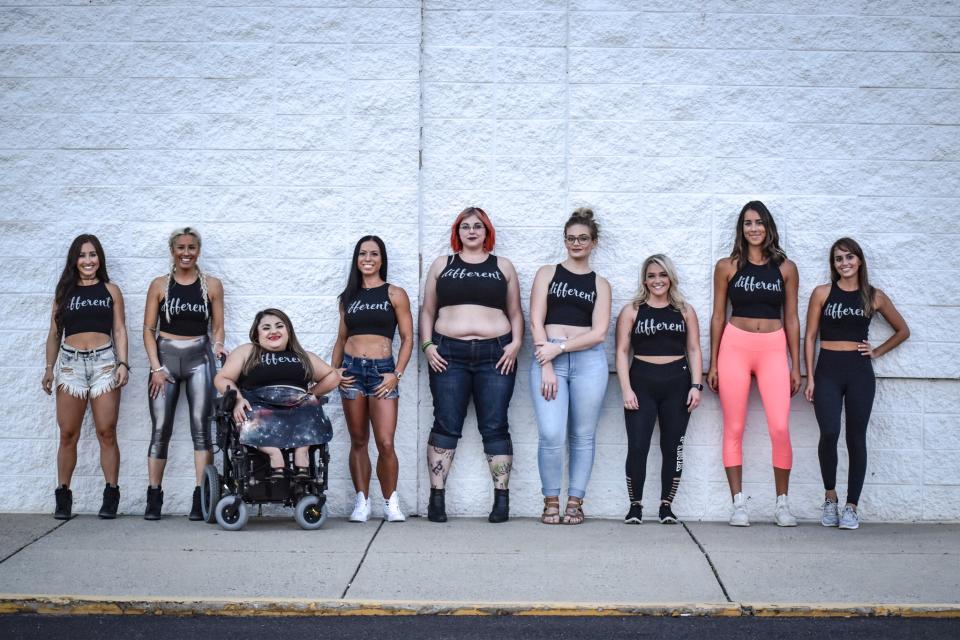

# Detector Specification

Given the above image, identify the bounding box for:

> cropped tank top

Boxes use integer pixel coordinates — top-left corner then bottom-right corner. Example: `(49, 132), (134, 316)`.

(544, 264), (597, 327)
(728, 260), (784, 320)
(239, 350), (309, 391)
(344, 284), (397, 339)
(61, 281), (113, 337)
(820, 284), (871, 342)
(158, 278), (209, 337)
(436, 254), (507, 312)
(631, 304), (687, 357)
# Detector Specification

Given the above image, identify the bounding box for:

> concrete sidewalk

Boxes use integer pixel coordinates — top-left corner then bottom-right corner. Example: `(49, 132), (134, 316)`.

(0, 514), (958, 617)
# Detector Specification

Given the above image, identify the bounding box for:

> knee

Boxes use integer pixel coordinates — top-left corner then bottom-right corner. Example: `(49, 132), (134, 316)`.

(350, 433), (370, 451)
(59, 429), (80, 448)
(376, 437), (396, 457)
(95, 425), (117, 446)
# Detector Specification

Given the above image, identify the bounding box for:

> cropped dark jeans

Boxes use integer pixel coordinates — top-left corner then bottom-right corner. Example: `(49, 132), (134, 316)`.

(428, 332), (515, 456)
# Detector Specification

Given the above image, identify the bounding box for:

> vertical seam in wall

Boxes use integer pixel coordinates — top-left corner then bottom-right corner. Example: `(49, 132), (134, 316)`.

(416, 0), (426, 516)
(563, 0), (571, 215)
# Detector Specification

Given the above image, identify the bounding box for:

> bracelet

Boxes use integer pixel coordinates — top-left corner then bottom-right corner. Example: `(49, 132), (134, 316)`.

(150, 366), (165, 374)
(421, 340), (434, 353)
(45, 364), (53, 369)
(214, 341), (224, 347)
(117, 361), (130, 371)
(396, 371), (404, 380)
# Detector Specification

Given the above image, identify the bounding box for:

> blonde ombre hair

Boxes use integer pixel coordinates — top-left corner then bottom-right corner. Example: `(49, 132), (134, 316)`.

(632, 254), (687, 312)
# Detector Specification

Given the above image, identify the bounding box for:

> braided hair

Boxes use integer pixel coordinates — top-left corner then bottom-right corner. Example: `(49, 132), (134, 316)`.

(164, 227), (209, 324)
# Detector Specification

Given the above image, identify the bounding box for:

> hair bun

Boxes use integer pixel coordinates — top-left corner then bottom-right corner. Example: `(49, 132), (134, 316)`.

(571, 207), (594, 220)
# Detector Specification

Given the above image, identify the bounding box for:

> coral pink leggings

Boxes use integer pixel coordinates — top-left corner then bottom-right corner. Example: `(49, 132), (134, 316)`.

(718, 324), (792, 469)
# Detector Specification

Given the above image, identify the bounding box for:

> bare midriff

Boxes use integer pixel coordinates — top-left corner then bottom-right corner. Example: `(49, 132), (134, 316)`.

(158, 331), (202, 341)
(819, 340), (861, 352)
(345, 334), (393, 359)
(634, 354), (685, 364)
(435, 305), (510, 340)
(729, 316), (783, 334)
(64, 331), (112, 350)
(544, 323), (591, 342)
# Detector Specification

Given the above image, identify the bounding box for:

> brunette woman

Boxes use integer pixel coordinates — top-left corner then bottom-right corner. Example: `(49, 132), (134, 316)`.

(615, 254), (702, 525)
(804, 238), (909, 530)
(421, 207), (523, 523)
(143, 227), (226, 520)
(707, 202), (801, 527)
(42, 234), (129, 519)
(332, 236), (414, 523)
(529, 208), (611, 525)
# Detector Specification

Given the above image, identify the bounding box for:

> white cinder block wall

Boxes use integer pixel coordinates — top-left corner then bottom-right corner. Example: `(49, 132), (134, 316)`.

(2, 1), (958, 521)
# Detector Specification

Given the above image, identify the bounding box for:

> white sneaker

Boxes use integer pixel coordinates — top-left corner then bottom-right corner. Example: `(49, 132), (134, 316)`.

(349, 492), (370, 522)
(838, 504), (860, 530)
(729, 492), (750, 527)
(383, 492), (406, 522)
(774, 494), (798, 527)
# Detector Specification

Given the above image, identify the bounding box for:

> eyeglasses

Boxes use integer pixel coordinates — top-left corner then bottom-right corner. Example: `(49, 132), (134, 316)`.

(565, 235), (592, 245)
(459, 223), (485, 232)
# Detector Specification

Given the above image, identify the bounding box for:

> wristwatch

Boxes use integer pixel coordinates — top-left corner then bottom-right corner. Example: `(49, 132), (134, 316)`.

(396, 371), (404, 380)
(690, 383), (703, 391)
(559, 342), (567, 352)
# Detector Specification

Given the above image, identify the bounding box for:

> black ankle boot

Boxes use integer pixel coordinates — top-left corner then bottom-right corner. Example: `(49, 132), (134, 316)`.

(144, 486), (163, 521)
(427, 488), (447, 523)
(488, 488), (509, 523)
(54, 485), (72, 520)
(188, 486), (203, 521)
(98, 484), (120, 519)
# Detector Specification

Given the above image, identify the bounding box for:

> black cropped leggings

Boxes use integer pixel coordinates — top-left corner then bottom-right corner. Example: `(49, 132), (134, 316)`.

(624, 358), (691, 504)
(813, 349), (876, 506)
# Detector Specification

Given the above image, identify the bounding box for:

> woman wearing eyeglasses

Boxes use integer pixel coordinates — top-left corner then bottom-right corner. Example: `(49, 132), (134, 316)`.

(528, 208), (611, 525)
(420, 207), (524, 523)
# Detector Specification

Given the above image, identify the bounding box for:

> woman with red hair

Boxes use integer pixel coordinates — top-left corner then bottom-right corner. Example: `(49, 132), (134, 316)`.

(420, 207), (524, 523)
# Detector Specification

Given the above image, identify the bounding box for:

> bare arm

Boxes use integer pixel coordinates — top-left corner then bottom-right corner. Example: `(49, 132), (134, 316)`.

(41, 302), (59, 395)
(389, 285), (414, 376)
(683, 303), (703, 411)
(782, 260), (802, 396)
(214, 344), (252, 424)
(803, 284), (828, 401)
(707, 259), (733, 392)
(501, 256), (525, 347)
(143, 277), (171, 399)
(307, 352), (341, 396)
(207, 276), (227, 358)
(331, 309), (347, 369)
(420, 256), (448, 373)
(866, 289), (910, 358)
(615, 303), (639, 410)
(107, 283), (129, 387)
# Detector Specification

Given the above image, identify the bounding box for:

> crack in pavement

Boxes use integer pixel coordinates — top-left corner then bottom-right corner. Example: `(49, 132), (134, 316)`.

(682, 522), (732, 603)
(340, 519), (385, 599)
(0, 519), (71, 565)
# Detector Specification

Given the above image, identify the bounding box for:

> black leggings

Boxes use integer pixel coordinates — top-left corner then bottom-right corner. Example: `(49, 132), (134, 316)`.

(814, 349), (876, 506)
(624, 358), (691, 504)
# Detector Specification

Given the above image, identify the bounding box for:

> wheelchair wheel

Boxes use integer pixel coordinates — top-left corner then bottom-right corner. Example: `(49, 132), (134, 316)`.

(200, 464), (220, 524)
(294, 495), (327, 530)
(215, 495), (248, 531)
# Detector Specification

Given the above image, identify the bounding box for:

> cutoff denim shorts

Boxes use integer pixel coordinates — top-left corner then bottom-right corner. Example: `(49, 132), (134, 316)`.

(339, 354), (399, 400)
(54, 342), (117, 398)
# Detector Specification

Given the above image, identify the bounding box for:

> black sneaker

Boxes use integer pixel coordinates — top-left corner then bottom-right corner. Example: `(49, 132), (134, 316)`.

(427, 488), (447, 523)
(188, 486), (203, 521)
(658, 503), (678, 524)
(624, 503), (642, 524)
(488, 488), (509, 523)
(144, 486), (163, 521)
(54, 486), (72, 520)
(98, 484), (120, 519)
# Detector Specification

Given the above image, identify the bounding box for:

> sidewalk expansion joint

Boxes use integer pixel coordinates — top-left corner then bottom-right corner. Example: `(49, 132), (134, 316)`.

(340, 519), (385, 599)
(0, 519), (70, 566)
(682, 522), (732, 603)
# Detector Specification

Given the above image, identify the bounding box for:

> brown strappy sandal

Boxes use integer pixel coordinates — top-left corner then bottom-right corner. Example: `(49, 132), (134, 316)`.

(541, 496), (561, 524)
(563, 496), (585, 525)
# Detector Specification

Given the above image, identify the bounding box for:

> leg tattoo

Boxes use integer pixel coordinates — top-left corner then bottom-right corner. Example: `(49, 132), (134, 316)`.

(486, 454), (512, 490)
(427, 446), (455, 489)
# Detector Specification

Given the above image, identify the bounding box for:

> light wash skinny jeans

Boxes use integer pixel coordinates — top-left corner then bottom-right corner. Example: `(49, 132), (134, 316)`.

(530, 341), (608, 499)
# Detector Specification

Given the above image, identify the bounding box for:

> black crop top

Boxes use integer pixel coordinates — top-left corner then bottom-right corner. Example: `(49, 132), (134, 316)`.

(158, 278), (209, 337)
(631, 304), (687, 356)
(436, 254), (507, 311)
(820, 284), (871, 342)
(61, 281), (114, 337)
(728, 261), (784, 320)
(544, 264), (596, 327)
(345, 284), (397, 339)
(239, 350), (309, 391)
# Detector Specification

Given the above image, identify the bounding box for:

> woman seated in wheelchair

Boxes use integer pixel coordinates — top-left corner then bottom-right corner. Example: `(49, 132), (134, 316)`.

(215, 308), (340, 479)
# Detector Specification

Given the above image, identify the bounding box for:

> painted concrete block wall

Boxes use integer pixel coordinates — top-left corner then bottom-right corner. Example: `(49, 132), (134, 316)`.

(419, 0), (960, 522)
(2, 1), (958, 521)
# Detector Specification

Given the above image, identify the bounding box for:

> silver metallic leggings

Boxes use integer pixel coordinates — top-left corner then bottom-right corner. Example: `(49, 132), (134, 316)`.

(148, 336), (215, 459)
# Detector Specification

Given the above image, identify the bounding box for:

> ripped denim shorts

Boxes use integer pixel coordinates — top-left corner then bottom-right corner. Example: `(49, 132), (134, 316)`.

(339, 354), (399, 400)
(55, 342), (117, 398)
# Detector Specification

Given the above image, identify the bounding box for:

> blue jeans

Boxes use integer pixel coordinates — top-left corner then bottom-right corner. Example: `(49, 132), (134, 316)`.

(339, 354), (398, 400)
(428, 332), (515, 456)
(530, 342), (608, 499)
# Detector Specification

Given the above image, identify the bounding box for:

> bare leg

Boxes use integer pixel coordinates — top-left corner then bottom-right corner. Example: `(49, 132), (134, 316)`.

(148, 457), (167, 487)
(427, 446), (455, 489)
(369, 397), (399, 497)
(725, 465), (743, 498)
(774, 466), (791, 495)
(89, 388), (121, 485)
(260, 446), (284, 469)
(343, 396), (372, 494)
(486, 454), (512, 490)
(193, 449), (211, 485)
(293, 446), (309, 467)
(56, 390), (88, 487)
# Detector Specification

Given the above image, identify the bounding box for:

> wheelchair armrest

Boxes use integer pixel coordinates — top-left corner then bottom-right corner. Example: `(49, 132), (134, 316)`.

(217, 388), (238, 415)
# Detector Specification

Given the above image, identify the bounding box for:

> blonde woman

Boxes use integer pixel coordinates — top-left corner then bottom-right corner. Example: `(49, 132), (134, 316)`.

(615, 255), (702, 524)
(142, 227), (226, 520)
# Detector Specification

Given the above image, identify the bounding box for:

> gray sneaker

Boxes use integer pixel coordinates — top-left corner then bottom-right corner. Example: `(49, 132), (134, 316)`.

(821, 500), (839, 527)
(838, 504), (860, 530)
